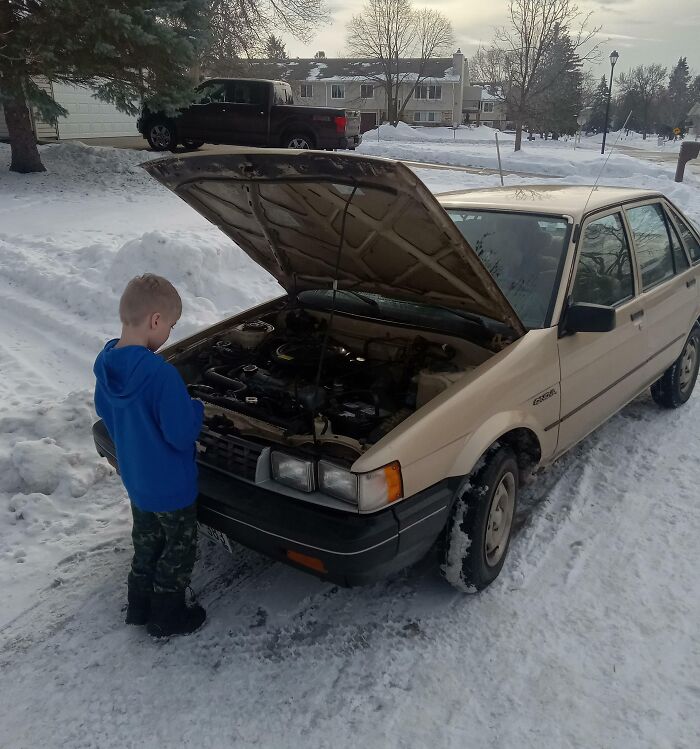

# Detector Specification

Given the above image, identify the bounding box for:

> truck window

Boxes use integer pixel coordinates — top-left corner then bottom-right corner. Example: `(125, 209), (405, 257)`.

(273, 84), (294, 105)
(229, 81), (268, 106)
(194, 82), (227, 104)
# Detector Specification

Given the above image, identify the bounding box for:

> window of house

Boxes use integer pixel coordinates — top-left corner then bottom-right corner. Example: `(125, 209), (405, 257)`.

(331, 84), (345, 99)
(626, 204), (675, 289)
(482, 101), (494, 113)
(415, 85), (442, 100)
(413, 111), (437, 122)
(669, 207), (700, 263)
(300, 84), (313, 98)
(572, 213), (634, 307)
(361, 84), (374, 99)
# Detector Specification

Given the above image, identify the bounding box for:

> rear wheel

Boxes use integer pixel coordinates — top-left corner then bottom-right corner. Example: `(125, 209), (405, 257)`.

(146, 120), (177, 152)
(441, 445), (518, 593)
(651, 325), (700, 408)
(284, 133), (315, 149)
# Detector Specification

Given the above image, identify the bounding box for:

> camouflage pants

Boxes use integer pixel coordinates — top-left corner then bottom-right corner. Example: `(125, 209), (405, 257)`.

(128, 503), (198, 594)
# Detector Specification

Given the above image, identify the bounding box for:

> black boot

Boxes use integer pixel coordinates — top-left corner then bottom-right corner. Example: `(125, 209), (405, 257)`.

(125, 587), (151, 626)
(146, 590), (206, 638)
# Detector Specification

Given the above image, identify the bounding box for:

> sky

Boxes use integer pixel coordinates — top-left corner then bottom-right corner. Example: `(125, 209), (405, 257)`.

(283, 0), (700, 81)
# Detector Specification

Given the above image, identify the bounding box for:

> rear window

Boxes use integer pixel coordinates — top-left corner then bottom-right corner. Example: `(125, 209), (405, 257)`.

(446, 210), (570, 329)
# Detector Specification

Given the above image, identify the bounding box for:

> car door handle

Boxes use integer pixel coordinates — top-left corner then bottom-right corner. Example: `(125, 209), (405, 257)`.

(630, 310), (644, 322)
(687, 278), (697, 288)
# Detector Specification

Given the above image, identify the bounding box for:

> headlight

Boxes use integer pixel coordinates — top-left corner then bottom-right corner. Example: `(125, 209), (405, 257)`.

(271, 452), (315, 492)
(319, 460), (403, 512)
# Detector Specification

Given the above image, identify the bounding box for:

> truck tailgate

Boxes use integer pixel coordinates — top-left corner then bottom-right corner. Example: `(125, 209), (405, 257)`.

(345, 111), (361, 137)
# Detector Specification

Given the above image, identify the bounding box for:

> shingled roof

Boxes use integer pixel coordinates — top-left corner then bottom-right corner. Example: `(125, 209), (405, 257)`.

(236, 58), (461, 83)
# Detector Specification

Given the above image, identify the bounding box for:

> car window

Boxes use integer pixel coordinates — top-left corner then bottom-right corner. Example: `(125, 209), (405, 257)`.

(666, 212), (689, 272)
(572, 213), (634, 307)
(446, 210), (570, 329)
(194, 82), (227, 105)
(626, 203), (675, 290)
(669, 207), (700, 263)
(230, 81), (268, 105)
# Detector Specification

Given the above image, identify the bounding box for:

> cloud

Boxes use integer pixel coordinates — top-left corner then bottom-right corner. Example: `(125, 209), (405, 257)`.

(596, 31), (663, 42)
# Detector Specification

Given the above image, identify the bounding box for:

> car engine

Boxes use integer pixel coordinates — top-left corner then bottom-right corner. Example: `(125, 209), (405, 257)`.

(185, 309), (468, 450)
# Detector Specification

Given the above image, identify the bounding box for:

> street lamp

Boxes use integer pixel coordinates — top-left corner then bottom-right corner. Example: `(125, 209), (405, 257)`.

(601, 50), (620, 155)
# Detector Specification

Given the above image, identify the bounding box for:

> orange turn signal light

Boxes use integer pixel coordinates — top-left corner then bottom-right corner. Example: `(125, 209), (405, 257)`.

(286, 550), (328, 574)
(383, 461), (403, 503)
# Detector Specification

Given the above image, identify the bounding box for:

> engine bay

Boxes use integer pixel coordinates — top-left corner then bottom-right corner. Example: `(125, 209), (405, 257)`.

(174, 306), (490, 465)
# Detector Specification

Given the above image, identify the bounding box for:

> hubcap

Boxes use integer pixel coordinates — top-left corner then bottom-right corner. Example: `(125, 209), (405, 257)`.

(288, 137), (311, 149)
(150, 125), (171, 149)
(484, 472), (516, 567)
(679, 337), (698, 395)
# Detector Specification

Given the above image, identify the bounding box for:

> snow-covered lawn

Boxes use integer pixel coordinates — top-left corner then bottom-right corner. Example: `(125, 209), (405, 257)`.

(1, 140), (699, 748)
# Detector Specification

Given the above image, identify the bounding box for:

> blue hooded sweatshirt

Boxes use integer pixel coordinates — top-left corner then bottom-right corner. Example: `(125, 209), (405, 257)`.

(93, 339), (204, 512)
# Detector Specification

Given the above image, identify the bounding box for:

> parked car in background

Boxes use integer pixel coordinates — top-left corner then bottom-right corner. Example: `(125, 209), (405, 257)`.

(94, 151), (700, 593)
(138, 78), (362, 152)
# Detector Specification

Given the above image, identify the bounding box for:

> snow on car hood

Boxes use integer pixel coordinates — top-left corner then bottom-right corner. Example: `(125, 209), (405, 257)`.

(143, 150), (525, 334)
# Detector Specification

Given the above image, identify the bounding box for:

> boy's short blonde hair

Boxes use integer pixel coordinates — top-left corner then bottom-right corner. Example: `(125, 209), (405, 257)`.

(119, 274), (182, 326)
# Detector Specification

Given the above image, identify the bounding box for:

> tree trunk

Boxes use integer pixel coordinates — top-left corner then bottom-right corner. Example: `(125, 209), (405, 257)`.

(514, 121), (523, 151)
(3, 84), (45, 174)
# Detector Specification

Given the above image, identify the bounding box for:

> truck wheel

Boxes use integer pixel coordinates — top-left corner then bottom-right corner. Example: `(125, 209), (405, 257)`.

(440, 445), (518, 593)
(147, 120), (177, 152)
(651, 325), (700, 408)
(284, 133), (315, 149)
(182, 139), (204, 150)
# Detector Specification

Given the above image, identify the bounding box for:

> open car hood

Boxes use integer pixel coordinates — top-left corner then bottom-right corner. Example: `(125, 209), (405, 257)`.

(143, 150), (525, 335)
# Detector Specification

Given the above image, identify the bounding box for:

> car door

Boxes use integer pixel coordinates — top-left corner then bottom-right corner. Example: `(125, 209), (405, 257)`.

(178, 81), (229, 142)
(624, 201), (697, 378)
(221, 81), (270, 146)
(556, 209), (649, 453)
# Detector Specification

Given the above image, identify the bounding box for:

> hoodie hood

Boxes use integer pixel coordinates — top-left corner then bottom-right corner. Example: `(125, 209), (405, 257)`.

(93, 340), (164, 408)
(142, 150), (526, 336)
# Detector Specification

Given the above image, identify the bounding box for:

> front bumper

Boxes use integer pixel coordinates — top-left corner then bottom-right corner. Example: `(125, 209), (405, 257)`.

(92, 420), (452, 586)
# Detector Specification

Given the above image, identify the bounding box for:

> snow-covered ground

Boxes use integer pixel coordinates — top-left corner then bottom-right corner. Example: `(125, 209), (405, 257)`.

(1, 139), (699, 748)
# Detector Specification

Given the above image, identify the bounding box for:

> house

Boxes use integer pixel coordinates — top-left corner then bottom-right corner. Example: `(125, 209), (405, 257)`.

(0, 78), (138, 142)
(462, 86), (509, 129)
(241, 50), (503, 132)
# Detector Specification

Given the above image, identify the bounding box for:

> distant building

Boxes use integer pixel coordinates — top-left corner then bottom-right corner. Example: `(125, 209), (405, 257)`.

(241, 50), (509, 132)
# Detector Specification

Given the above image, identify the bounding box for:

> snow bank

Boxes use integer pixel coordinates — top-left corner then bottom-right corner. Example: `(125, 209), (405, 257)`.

(363, 123), (516, 144)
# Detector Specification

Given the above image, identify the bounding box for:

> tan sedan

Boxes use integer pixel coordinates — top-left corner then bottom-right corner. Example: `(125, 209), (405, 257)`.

(93, 151), (700, 592)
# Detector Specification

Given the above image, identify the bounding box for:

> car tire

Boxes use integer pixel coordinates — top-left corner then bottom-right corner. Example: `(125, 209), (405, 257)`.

(651, 325), (700, 408)
(146, 120), (177, 152)
(440, 445), (518, 593)
(284, 133), (315, 149)
(182, 140), (204, 150)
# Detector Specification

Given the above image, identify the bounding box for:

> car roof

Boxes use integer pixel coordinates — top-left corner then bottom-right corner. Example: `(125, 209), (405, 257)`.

(436, 184), (663, 219)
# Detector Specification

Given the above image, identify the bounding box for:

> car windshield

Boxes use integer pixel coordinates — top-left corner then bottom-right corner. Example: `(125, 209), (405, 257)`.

(446, 210), (571, 328)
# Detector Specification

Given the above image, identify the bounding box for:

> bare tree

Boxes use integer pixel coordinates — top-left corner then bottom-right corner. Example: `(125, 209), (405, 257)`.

(472, 0), (598, 151)
(202, 0), (328, 75)
(616, 64), (667, 139)
(346, 0), (453, 125)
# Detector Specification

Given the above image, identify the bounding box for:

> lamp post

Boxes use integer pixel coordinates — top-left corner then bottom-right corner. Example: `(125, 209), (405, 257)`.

(601, 50), (620, 155)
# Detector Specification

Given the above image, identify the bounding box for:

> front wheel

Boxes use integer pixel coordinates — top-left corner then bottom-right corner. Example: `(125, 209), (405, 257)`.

(651, 325), (700, 408)
(146, 121), (177, 152)
(182, 139), (204, 150)
(441, 445), (519, 593)
(284, 133), (315, 149)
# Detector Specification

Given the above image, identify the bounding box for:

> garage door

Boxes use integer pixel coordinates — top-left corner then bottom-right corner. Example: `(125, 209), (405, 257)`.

(52, 82), (138, 139)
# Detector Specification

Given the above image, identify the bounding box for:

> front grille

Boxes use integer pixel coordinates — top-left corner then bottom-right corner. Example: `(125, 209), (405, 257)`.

(197, 426), (264, 481)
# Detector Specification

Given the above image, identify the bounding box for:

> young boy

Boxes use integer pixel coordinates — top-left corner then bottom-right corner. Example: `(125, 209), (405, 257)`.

(93, 274), (206, 638)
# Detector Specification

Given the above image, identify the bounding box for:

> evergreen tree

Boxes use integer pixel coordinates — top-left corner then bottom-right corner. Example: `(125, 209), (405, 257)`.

(667, 56), (691, 129)
(616, 64), (667, 139)
(0, 1), (207, 173)
(585, 76), (610, 133)
(264, 35), (288, 60)
(527, 32), (583, 139)
(689, 75), (700, 107)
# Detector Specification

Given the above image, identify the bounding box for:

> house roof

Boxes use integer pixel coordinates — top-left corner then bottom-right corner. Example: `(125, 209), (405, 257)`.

(238, 58), (461, 83)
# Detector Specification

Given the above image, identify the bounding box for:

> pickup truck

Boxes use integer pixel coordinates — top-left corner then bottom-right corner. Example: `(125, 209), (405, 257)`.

(138, 78), (362, 152)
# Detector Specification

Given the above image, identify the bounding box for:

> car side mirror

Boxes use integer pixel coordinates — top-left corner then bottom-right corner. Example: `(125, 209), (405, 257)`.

(563, 302), (616, 334)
